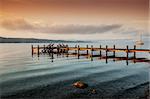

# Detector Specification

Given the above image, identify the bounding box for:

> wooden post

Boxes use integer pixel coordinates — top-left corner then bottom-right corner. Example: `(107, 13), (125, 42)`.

(37, 45), (40, 57)
(106, 45), (108, 63)
(60, 48), (62, 53)
(113, 45), (115, 57)
(57, 45), (59, 53)
(86, 45), (89, 58)
(113, 45), (115, 61)
(51, 46), (54, 62)
(86, 45), (89, 55)
(57, 45), (59, 57)
(66, 45), (69, 57)
(75, 45), (77, 54)
(78, 45), (80, 59)
(126, 45), (129, 65)
(51, 46), (54, 59)
(91, 45), (93, 61)
(31, 45), (33, 56)
(49, 46), (51, 55)
(100, 45), (102, 58)
(134, 45), (136, 63)
(43, 45), (45, 53)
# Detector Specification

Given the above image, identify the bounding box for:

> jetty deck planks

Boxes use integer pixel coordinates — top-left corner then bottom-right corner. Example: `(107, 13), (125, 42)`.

(31, 44), (150, 65)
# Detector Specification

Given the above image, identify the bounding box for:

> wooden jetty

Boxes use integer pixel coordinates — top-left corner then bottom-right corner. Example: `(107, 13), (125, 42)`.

(31, 44), (150, 65)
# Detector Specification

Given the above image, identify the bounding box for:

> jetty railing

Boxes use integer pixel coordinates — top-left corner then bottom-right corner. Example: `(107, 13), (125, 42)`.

(31, 44), (150, 65)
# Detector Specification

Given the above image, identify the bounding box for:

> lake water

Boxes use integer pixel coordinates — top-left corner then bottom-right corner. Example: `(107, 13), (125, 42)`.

(0, 39), (149, 99)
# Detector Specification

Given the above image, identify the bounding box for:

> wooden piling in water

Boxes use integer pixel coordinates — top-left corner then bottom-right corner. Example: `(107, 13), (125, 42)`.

(134, 45), (136, 59)
(56, 45), (59, 57)
(31, 45), (33, 56)
(75, 45), (77, 54)
(113, 45), (115, 61)
(106, 45), (108, 63)
(57, 45), (59, 53)
(126, 45), (129, 65)
(86, 45), (89, 55)
(91, 45), (93, 61)
(51, 46), (54, 59)
(134, 45), (136, 63)
(78, 45), (80, 59)
(100, 45), (102, 58)
(66, 45), (69, 57)
(113, 45), (115, 57)
(43, 45), (45, 53)
(37, 45), (40, 57)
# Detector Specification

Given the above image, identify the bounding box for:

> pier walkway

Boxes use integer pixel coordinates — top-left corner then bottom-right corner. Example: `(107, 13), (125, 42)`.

(31, 44), (150, 65)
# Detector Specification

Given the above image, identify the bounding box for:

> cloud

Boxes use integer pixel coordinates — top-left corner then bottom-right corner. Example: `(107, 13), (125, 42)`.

(39, 24), (122, 34)
(1, 18), (122, 34)
(1, 19), (35, 30)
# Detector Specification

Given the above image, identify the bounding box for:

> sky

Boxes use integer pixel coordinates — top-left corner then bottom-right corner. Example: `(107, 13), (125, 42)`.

(0, 0), (149, 40)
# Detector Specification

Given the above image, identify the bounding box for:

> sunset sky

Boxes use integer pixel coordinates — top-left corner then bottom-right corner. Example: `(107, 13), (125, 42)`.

(0, 0), (149, 40)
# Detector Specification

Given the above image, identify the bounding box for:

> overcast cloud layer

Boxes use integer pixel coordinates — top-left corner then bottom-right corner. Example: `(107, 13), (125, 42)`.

(1, 19), (122, 34)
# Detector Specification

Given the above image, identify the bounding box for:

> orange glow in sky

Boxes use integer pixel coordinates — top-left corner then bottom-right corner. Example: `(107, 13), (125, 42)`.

(0, 0), (149, 40)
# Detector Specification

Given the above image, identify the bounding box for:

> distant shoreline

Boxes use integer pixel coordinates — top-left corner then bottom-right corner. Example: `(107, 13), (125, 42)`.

(0, 37), (87, 43)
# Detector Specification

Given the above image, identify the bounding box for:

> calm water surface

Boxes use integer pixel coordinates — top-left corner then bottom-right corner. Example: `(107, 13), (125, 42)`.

(0, 40), (149, 98)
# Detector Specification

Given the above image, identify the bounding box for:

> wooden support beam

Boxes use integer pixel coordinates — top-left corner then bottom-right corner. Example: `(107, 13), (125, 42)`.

(75, 45), (77, 54)
(66, 45), (69, 57)
(113, 45), (115, 57)
(51, 47), (54, 59)
(60, 48), (62, 53)
(113, 45), (115, 61)
(134, 45), (136, 63)
(31, 45), (33, 56)
(43, 45), (45, 53)
(86, 45), (89, 55)
(78, 45), (80, 59)
(37, 45), (40, 57)
(100, 45), (102, 58)
(57, 45), (59, 53)
(126, 45), (129, 65)
(91, 45), (93, 61)
(57, 45), (59, 57)
(86, 45), (89, 58)
(106, 45), (108, 63)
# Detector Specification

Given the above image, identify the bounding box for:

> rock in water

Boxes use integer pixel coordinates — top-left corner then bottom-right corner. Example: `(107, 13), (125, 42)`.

(91, 89), (97, 94)
(73, 81), (88, 89)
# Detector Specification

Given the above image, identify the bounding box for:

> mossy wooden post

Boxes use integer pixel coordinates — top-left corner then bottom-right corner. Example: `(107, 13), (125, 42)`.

(37, 45), (40, 57)
(106, 45), (108, 63)
(100, 45), (102, 59)
(113, 45), (115, 61)
(126, 45), (129, 65)
(78, 45), (80, 59)
(31, 45), (33, 56)
(133, 45), (136, 63)
(91, 45), (93, 61)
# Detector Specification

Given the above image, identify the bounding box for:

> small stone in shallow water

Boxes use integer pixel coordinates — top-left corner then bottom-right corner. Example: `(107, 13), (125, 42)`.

(73, 81), (88, 89)
(91, 89), (97, 94)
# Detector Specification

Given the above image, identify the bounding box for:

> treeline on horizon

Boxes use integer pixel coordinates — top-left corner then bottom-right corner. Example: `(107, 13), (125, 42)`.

(0, 37), (85, 43)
